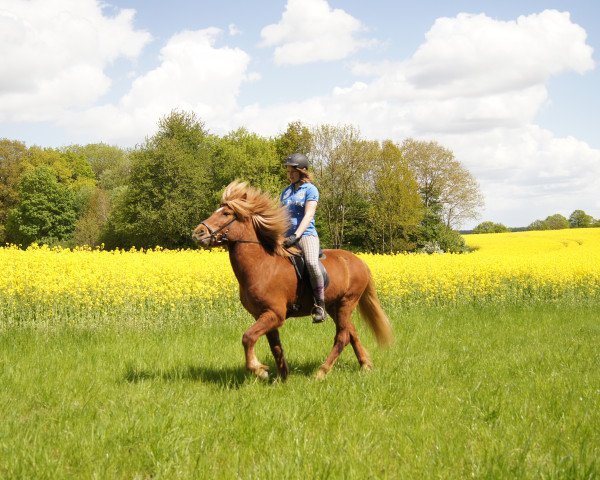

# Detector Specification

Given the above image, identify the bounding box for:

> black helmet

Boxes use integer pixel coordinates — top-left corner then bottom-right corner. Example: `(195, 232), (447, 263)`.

(283, 153), (309, 169)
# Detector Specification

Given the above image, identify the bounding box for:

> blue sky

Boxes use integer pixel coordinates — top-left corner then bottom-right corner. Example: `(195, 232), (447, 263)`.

(1, 0), (599, 228)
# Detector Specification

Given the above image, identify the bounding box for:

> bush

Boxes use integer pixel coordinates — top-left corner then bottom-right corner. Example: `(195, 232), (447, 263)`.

(412, 209), (469, 253)
(472, 221), (510, 234)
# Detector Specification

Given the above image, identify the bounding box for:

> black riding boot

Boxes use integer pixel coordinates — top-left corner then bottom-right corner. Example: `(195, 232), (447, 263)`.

(312, 297), (327, 323)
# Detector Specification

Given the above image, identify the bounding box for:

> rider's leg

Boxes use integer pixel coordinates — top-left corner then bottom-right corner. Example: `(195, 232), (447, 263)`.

(297, 235), (327, 323)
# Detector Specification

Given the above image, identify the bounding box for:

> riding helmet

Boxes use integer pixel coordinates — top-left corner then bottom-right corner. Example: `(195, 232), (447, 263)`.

(283, 153), (309, 169)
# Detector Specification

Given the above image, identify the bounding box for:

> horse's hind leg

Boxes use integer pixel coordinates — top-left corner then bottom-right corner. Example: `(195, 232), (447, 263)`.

(316, 322), (348, 380)
(349, 323), (372, 371)
(266, 329), (289, 381)
(316, 301), (369, 380)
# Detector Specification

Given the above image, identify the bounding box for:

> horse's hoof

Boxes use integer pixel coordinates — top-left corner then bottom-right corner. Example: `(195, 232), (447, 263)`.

(315, 368), (328, 381)
(361, 363), (373, 372)
(254, 367), (269, 380)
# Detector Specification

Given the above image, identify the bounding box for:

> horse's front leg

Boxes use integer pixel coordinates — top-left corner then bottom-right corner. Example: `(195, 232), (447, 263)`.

(242, 310), (283, 380)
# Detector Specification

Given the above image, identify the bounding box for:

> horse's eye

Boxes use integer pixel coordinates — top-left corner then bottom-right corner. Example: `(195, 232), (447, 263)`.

(223, 211), (231, 216)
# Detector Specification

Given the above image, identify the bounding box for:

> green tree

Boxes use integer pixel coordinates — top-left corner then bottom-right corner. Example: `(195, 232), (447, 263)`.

(274, 121), (313, 187)
(5, 166), (78, 246)
(102, 110), (214, 249)
(544, 213), (569, 230)
(26, 147), (95, 187)
(309, 124), (374, 249)
(65, 143), (130, 190)
(211, 128), (281, 197)
(22, 146), (97, 221)
(400, 139), (483, 229)
(275, 121), (312, 159)
(0, 139), (28, 243)
(411, 201), (468, 253)
(472, 221), (510, 234)
(569, 209), (594, 228)
(368, 141), (423, 252)
(72, 188), (111, 246)
(398, 139), (476, 252)
(528, 219), (548, 230)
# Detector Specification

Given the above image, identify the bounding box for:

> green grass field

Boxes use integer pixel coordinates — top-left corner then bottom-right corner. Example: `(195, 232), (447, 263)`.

(1, 303), (599, 479)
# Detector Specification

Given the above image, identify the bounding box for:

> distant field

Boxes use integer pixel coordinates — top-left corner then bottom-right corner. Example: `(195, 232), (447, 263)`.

(1, 229), (599, 478)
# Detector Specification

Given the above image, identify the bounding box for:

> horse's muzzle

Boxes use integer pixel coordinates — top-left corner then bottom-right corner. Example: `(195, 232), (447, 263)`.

(192, 224), (212, 247)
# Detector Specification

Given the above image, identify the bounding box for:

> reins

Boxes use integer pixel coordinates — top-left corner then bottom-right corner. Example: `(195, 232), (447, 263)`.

(231, 239), (262, 244)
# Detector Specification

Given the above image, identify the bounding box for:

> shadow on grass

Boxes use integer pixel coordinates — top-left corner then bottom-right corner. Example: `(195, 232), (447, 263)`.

(123, 364), (248, 388)
(287, 361), (323, 377)
(123, 360), (323, 389)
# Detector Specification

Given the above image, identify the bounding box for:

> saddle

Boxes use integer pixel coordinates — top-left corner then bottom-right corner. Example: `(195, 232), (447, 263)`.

(288, 252), (329, 314)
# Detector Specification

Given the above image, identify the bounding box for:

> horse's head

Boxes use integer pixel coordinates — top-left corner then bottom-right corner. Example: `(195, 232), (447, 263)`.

(193, 180), (291, 255)
(192, 204), (246, 247)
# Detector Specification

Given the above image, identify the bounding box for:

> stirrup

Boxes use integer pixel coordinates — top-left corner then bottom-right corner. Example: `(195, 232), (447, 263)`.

(311, 304), (326, 323)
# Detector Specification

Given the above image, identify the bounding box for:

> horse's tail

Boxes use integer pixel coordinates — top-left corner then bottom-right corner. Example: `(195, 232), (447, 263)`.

(357, 272), (393, 347)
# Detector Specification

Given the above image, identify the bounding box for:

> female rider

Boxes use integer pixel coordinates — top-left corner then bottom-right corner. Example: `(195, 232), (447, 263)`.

(280, 153), (326, 323)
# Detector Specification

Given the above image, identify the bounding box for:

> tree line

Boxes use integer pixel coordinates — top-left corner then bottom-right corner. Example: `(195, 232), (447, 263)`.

(1, 110), (485, 253)
(471, 210), (600, 234)
(527, 211), (600, 231)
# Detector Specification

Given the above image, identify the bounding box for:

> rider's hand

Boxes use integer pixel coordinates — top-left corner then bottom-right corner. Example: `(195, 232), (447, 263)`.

(283, 234), (298, 248)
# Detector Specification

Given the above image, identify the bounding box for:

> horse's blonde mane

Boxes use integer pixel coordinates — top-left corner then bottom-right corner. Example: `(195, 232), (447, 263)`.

(221, 181), (292, 257)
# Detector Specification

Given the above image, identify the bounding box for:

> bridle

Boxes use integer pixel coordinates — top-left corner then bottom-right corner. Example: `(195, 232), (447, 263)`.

(200, 213), (260, 246)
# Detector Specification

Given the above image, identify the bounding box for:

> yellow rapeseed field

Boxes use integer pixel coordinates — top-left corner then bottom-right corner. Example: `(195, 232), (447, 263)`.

(1, 228), (599, 322)
(364, 228), (600, 305)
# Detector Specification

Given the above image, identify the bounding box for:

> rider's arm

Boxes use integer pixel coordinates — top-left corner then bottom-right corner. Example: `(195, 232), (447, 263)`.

(293, 200), (317, 238)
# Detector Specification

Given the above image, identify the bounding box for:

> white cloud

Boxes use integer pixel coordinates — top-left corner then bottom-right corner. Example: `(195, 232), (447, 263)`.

(406, 11), (594, 96)
(340, 11), (594, 133)
(340, 11), (592, 140)
(260, 0), (373, 65)
(241, 10), (599, 227)
(0, 0), (151, 121)
(64, 28), (254, 143)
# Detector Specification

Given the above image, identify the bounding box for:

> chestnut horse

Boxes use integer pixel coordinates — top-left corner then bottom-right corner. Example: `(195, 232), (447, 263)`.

(192, 181), (392, 380)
